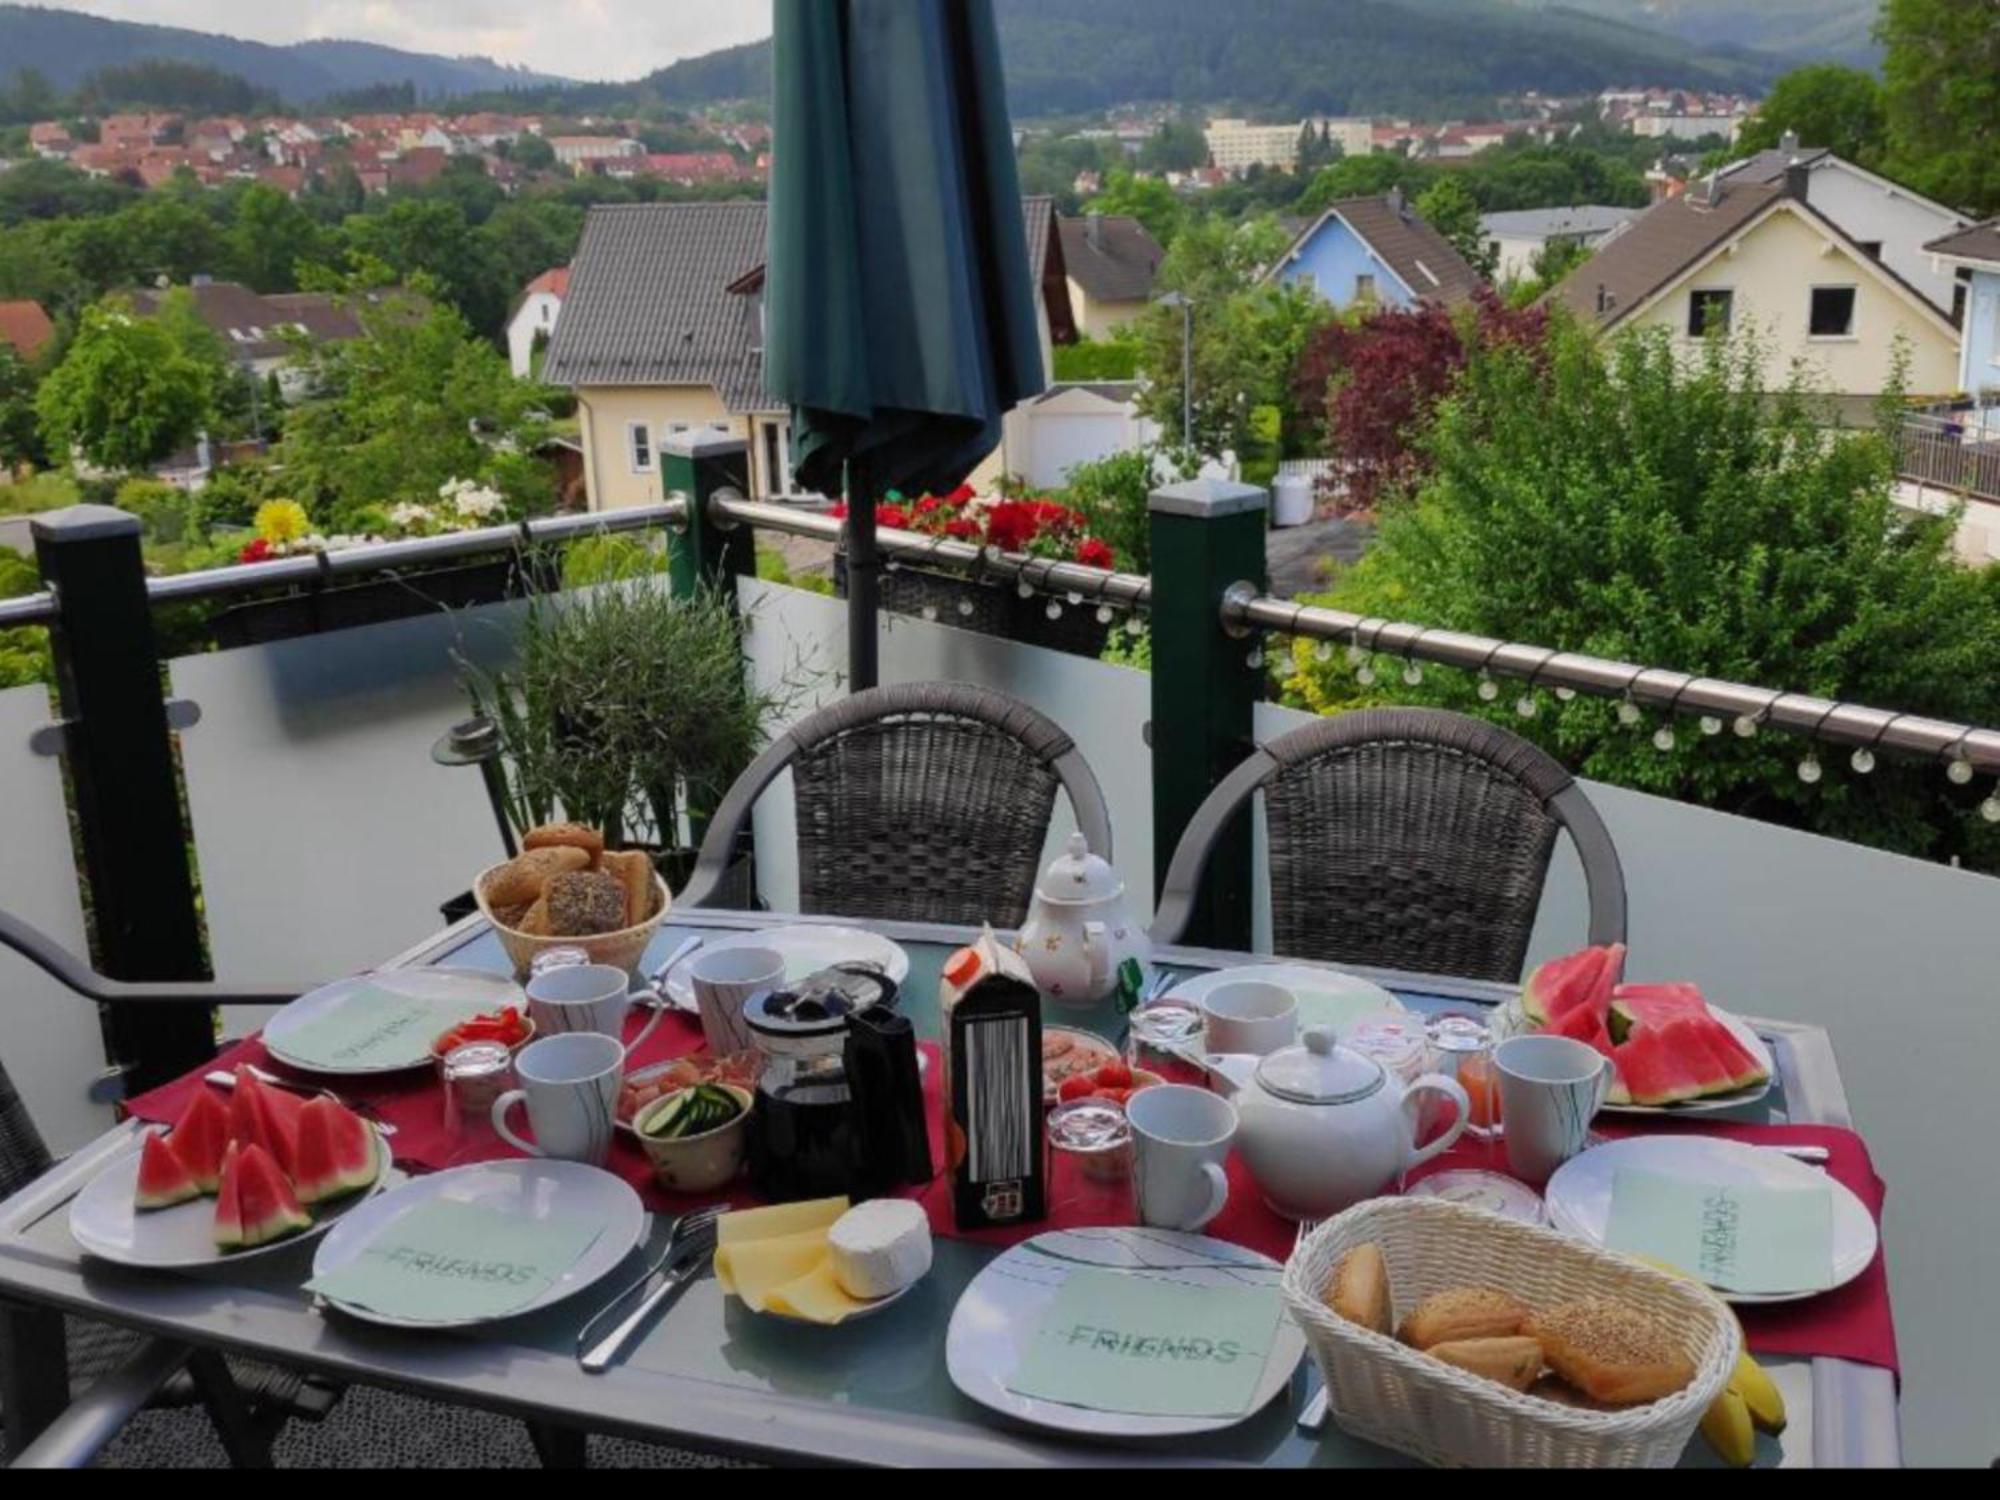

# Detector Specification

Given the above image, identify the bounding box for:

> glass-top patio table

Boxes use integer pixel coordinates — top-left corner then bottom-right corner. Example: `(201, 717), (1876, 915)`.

(0, 910), (1900, 1468)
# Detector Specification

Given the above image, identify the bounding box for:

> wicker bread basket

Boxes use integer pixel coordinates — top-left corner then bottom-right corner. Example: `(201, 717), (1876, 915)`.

(1282, 1197), (1740, 1468)
(475, 863), (672, 981)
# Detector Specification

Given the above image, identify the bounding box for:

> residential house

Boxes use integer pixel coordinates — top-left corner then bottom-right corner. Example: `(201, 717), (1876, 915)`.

(99, 113), (178, 151)
(1266, 191), (1486, 311)
(551, 136), (643, 172)
(130, 281), (370, 400)
(1716, 135), (1970, 316)
(1204, 118), (1372, 176)
(509, 267), (569, 380)
(1480, 205), (1639, 284)
(29, 122), (73, 159)
(1057, 213), (1165, 338)
(1548, 172), (1961, 410)
(1926, 220), (2000, 400)
(0, 300), (56, 363)
(543, 198), (1074, 511)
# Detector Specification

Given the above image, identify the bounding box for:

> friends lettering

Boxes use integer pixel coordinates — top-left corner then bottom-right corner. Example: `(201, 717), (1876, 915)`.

(330, 1007), (430, 1062)
(1060, 1324), (1245, 1365)
(1697, 1188), (1741, 1283)
(374, 1247), (540, 1286)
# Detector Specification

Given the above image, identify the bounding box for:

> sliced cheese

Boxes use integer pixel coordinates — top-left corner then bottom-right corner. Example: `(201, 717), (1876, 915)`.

(763, 1258), (875, 1325)
(715, 1228), (837, 1312)
(716, 1196), (849, 1248)
(827, 1199), (932, 1301)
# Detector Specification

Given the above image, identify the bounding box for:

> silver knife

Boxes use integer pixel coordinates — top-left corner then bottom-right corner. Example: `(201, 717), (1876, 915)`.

(580, 1249), (714, 1374)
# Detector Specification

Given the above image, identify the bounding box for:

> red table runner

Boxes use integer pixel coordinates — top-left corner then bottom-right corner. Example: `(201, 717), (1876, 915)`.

(126, 1013), (1897, 1375)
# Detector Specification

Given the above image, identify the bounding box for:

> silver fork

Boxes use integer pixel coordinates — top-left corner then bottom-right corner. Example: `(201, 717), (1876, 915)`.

(576, 1207), (722, 1374)
(1290, 1217), (1332, 1435)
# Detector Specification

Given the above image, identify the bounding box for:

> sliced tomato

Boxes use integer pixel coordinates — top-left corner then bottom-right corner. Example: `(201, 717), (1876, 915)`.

(1057, 1074), (1099, 1104)
(1093, 1061), (1134, 1090)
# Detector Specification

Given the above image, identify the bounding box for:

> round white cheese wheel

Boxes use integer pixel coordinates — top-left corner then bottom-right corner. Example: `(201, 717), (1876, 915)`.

(827, 1199), (933, 1301)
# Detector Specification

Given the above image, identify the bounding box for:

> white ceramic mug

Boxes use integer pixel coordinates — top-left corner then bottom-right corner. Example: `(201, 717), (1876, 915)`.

(1494, 1034), (1615, 1186)
(1201, 980), (1299, 1058)
(1126, 1084), (1238, 1232)
(491, 1032), (623, 1167)
(689, 946), (784, 1058)
(526, 963), (665, 1059)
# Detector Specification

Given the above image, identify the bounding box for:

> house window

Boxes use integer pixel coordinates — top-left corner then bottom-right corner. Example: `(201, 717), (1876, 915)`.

(1688, 288), (1733, 337)
(1809, 286), (1857, 339)
(627, 422), (653, 474)
(1859, 241), (1883, 261)
(1355, 273), (1376, 302)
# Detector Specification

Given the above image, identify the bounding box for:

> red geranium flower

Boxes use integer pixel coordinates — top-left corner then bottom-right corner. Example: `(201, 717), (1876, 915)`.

(945, 517), (980, 540)
(915, 495), (943, 515)
(875, 504), (912, 531)
(984, 501), (1040, 553)
(238, 538), (273, 564)
(946, 484), (977, 505)
(829, 502), (850, 521)
(1076, 538), (1115, 570)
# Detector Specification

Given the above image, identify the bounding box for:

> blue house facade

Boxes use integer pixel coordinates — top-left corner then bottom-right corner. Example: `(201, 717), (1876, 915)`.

(1927, 221), (2000, 408)
(1266, 192), (1485, 313)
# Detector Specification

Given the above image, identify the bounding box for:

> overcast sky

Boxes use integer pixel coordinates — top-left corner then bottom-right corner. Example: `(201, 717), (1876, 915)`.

(39, 1), (776, 83)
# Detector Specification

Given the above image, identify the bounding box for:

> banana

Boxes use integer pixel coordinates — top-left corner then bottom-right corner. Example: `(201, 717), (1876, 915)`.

(1700, 1387), (1758, 1468)
(1731, 1351), (1788, 1437)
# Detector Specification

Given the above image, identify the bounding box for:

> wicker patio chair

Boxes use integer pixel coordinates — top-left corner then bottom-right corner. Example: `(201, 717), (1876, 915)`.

(1151, 709), (1627, 984)
(679, 682), (1113, 929)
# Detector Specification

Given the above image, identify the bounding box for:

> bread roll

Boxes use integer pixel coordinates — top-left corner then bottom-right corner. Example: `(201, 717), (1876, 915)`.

(546, 870), (629, 937)
(1398, 1287), (1532, 1350)
(1325, 1244), (1394, 1336)
(1528, 1299), (1695, 1407)
(523, 823), (606, 862)
(514, 896), (551, 937)
(599, 850), (656, 928)
(485, 847), (590, 909)
(1427, 1337), (1545, 1393)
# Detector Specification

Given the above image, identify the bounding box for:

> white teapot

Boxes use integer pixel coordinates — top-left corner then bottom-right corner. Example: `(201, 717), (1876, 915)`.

(1205, 1026), (1470, 1221)
(1013, 833), (1149, 1007)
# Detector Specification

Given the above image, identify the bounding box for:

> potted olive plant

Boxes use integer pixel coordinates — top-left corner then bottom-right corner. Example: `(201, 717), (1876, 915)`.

(459, 542), (781, 902)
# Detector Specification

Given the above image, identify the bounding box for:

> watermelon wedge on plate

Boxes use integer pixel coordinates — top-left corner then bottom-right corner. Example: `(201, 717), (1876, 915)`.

(214, 1143), (310, 1252)
(134, 1132), (201, 1212)
(228, 1069), (301, 1179)
(1519, 944), (1626, 1027)
(292, 1098), (381, 1205)
(168, 1089), (233, 1196)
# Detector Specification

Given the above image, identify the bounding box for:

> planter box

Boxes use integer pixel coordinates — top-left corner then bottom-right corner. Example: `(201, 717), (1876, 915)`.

(835, 559), (1112, 660)
(210, 557), (527, 650)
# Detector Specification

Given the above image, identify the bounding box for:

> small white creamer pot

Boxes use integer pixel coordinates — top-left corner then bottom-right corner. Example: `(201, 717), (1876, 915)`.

(1205, 1025), (1470, 1222)
(1014, 833), (1149, 1006)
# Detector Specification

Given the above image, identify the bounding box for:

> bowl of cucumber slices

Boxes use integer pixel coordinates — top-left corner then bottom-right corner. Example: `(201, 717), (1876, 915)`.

(633, 1084), (753, 1194)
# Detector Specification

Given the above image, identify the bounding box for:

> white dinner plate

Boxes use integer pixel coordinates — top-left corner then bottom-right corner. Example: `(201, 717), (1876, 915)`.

(945, 1227), (1307, 1439)
(756, 1275), (921, 1326)
(659, 926), (910, 1013)
(1544, 1135), (1878, 1305)
(1165, 963), (1405, 1034)
(70, 1129), (395, 1270)
(1497, 999), (1776, 1117)
(263, 969), (524, 1077)
(310, 1159), (647, 1330)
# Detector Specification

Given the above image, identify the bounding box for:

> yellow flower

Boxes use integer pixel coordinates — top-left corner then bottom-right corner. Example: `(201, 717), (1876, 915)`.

(254, 499), (311, 547)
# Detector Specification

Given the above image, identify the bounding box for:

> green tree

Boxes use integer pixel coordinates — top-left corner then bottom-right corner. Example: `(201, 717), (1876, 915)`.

(0, 343), (45, 469)
(1732, 65), (1887, 165)
(510, 134), (557, 173)
(1287, 319), (2000, 871)
(1137, 114), (1210, 174)
(36, 295), (220, 469)
(1297, 154), (1424, 216)
(342, 197), (510, 337)
(227, 183), (325, 293)
(1297, 121), (1341, 175)
(1878, 0), (2000, 217)
(1084, 171), (1185, 250)
(1414, 176), (1495, 280)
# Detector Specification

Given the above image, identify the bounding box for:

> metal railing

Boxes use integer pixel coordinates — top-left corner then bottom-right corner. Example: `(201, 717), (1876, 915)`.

(1897, 408), (2000, 507)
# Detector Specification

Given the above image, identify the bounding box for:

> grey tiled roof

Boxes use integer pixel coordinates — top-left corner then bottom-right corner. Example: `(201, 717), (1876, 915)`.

(1058, 213), (1164, 303)
(1719, 146), (1832, 186)
(1926, 218), (2000, 267)
(1272, 195), (1486, 307)
(1479, 206), (1639, 241)
(546, 197), (1061, 412)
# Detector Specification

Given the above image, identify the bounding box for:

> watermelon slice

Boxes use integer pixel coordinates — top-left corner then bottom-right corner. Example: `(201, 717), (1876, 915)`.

(135, 1131), (201, 1211)
(213, 1141), (244, 1249)
(1608, 1025), (1709, 1107)
(1545, 998), (1617, 1062)
(213, 1142), (308, 1252)
(228, 1069), (300, 1180)
(1520, 944), (1627, 1027)
(1610, 985), (1771, 1097)
(169, 1089), (233, 1196)
(291, 1097), (380, 1205)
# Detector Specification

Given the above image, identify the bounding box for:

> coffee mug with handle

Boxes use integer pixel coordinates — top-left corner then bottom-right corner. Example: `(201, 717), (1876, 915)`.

(1200, 979), (1299, 1058)
(491, 1032), (623, 1167)
(688, 946), (785, 1058)
(1126, 1084), (1238, 1232)
(1494, 1033), (1615, 1186)
(526, 963), (665, 1059)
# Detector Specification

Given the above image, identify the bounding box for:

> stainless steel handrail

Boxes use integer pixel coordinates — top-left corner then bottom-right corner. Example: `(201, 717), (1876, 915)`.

(712, 495), (1153, 610)
(1230, 594), (2000, 776)
(0, 591), (57, 629)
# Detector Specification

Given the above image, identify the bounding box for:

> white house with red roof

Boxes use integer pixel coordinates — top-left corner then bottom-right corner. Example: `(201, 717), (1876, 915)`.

(508, 267), (570, 380)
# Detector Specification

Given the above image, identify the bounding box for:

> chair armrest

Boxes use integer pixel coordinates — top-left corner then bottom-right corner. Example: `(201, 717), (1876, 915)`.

(9, 1338), (193, 1470)
(0, 908), (315, 1008)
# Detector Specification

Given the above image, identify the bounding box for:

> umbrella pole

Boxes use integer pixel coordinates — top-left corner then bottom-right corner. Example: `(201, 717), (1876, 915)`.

(846, 456), (881, 692)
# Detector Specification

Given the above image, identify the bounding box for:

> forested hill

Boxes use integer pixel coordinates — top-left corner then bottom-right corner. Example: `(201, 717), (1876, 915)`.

(640, 0), (1780, 117)
(0, 5), (559, 103)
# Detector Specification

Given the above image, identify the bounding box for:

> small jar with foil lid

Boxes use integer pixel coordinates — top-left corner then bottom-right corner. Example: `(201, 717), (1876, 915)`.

(442, 1041), (515, 1162)
(529, 946), (593, 981)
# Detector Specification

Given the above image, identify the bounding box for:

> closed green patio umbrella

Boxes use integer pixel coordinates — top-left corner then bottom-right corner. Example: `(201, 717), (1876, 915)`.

(766, 0), (1047, 690)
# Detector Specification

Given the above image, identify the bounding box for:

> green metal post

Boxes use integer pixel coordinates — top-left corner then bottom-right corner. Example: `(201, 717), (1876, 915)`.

(661, 432), (755, 598)
(1148, 477), (1270, 951)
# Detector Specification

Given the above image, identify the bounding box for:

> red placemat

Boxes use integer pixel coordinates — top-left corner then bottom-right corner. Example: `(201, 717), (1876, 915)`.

(127, 1031), (1896, 1374)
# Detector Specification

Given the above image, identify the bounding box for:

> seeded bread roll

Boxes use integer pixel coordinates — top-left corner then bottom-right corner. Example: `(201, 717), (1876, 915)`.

(1398, 1287), (1533, 1350)
(523, 823), (606, 862)
(545, 870), (629, 937)
(485, 847), (591, 909)
(1325, 1243), (1395, 1337)
(1427, 1337), (1546, 1393)
(599, 850), (656, 928)
(1528, 1299), (1695, 1407)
